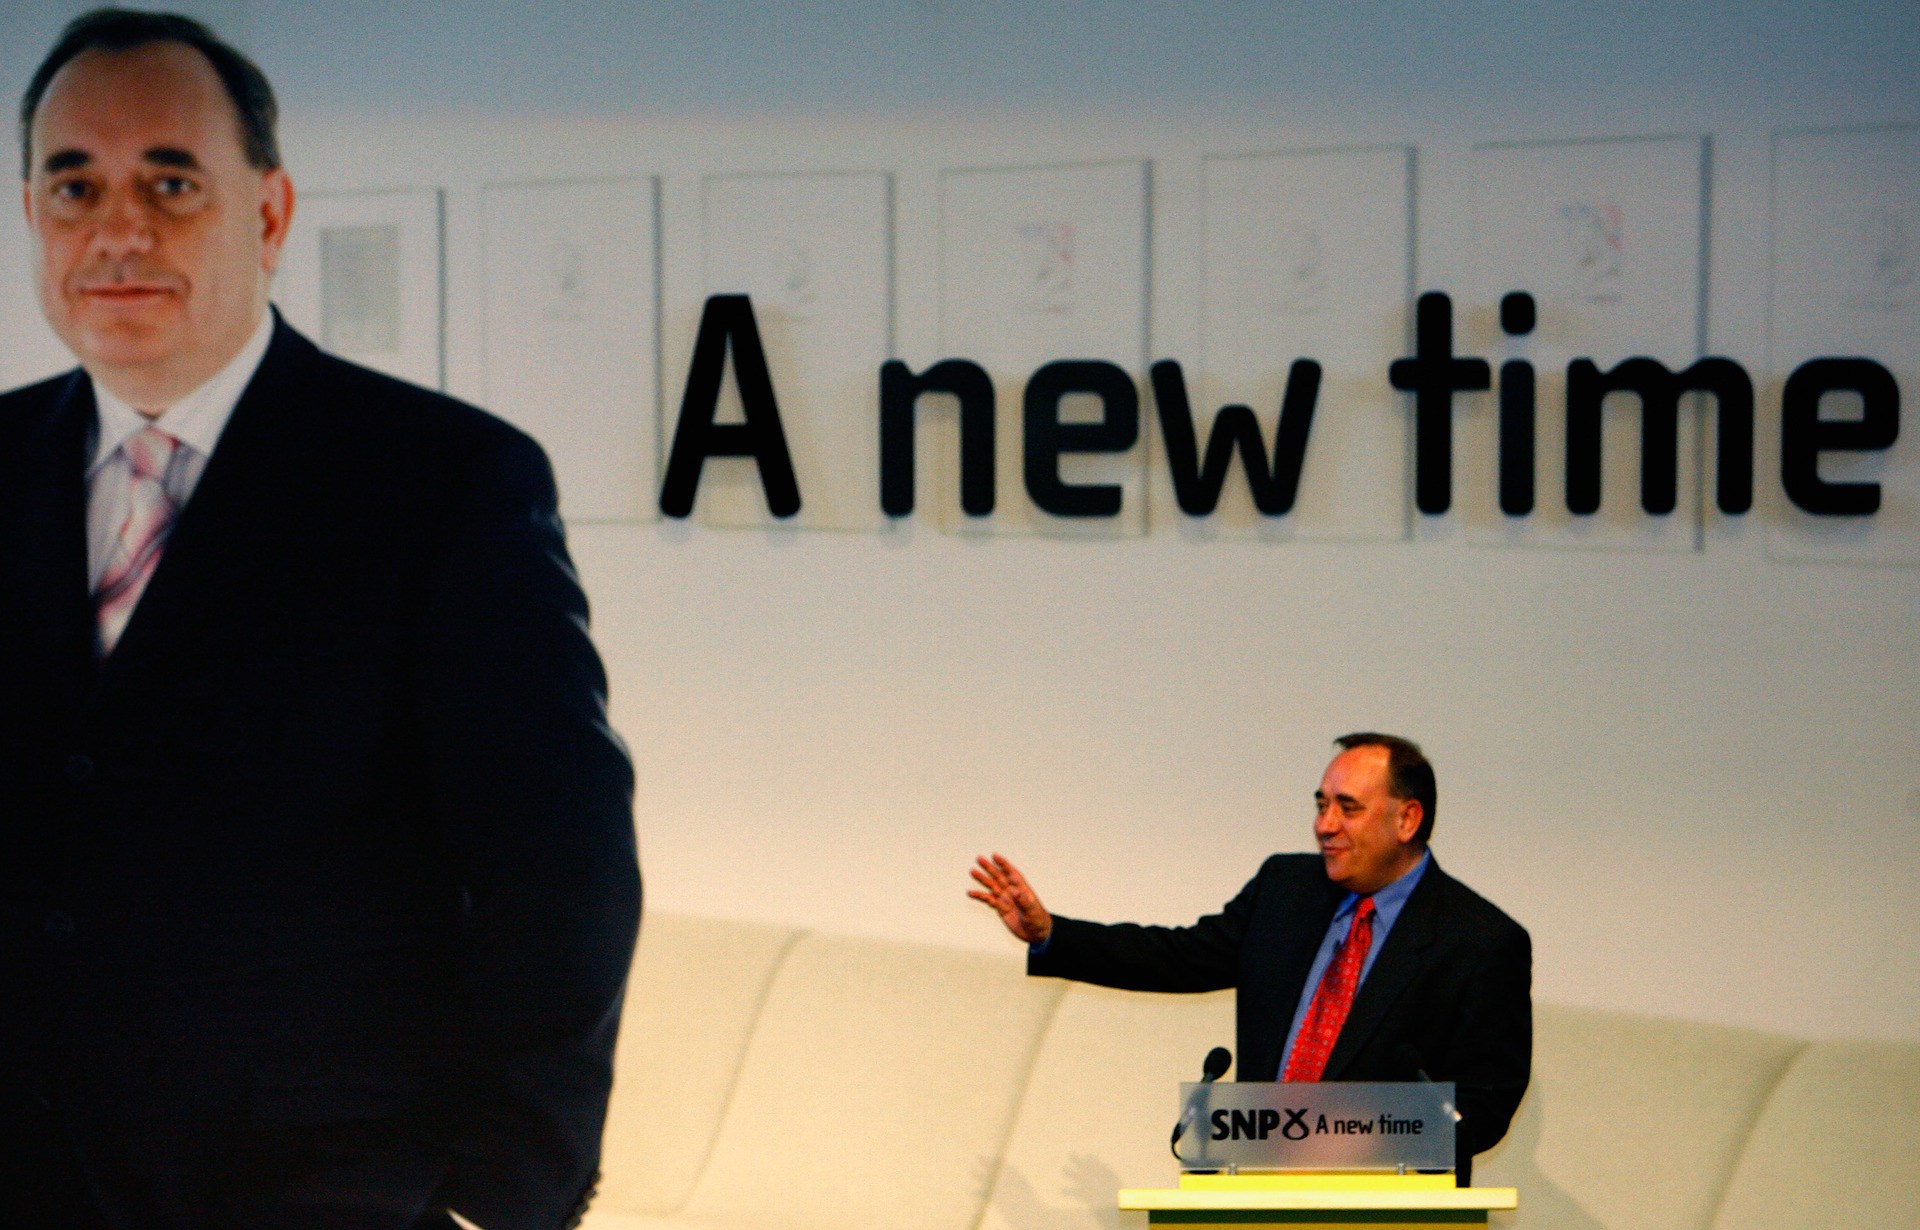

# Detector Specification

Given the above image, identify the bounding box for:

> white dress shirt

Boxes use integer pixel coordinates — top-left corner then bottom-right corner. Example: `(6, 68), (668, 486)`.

(85, 310), (274, 592)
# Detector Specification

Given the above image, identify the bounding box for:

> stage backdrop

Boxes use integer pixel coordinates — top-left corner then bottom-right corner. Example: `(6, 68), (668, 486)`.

(1, 0), (1915, 1045)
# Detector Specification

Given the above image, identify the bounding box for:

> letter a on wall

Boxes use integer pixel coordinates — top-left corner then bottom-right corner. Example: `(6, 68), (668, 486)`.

(660, 294), (803, 518)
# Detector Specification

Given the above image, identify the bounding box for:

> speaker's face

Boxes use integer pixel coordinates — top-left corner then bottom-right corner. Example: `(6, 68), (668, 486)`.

(1313, 744), (1423, 895)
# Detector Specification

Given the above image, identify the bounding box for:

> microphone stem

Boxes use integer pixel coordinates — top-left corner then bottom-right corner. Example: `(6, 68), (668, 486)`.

(1415, 1066), (1463, 1124)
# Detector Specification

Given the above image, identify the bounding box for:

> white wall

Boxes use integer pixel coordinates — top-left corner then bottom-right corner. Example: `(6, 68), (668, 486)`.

(4, 1), (1917, 1043)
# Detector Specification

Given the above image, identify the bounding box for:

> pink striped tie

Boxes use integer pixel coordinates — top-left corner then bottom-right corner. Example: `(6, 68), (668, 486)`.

(95, 425), (180, 655)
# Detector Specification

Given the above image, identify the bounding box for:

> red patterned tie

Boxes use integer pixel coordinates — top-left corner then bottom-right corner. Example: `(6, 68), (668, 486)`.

(1282, 896), (1377, 1082)
(94, 426), (180, 655)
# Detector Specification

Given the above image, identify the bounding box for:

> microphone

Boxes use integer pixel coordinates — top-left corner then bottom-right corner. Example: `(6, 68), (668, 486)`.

(1170, 1047), (1233, 1159)
(1393, 1043), (1462, 1123)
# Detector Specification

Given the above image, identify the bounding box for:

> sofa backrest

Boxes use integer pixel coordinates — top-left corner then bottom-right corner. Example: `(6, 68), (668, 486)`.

(977, 982), (1235, 1230)
(597, 912), (801, 1214)
(1707, 1039), (1920, 1230)
(598, 915), (1916, 1230)
(669, 930), (1065, 1230)
(1475, 1003), (1803, 1230)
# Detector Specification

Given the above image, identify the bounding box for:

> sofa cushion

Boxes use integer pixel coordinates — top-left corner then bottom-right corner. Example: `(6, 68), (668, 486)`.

(597, 913), (801, 1215)
(674, 931), (1066, 1230)
(1707, 1040), (1920, 1230)
(978, 982), (1236, 1230)
(1476, 1003), (1802, 1230)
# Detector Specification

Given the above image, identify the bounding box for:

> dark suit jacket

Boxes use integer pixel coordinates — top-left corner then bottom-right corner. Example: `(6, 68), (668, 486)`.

(0, 318), (641, 1229)
(1030, 853), (1530, 1179)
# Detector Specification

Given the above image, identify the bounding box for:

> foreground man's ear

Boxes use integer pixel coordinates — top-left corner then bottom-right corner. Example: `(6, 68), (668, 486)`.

(258, 166), (294, 275)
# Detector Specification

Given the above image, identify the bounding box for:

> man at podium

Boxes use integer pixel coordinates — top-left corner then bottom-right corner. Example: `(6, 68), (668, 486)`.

(970, 732), (1530, 1183)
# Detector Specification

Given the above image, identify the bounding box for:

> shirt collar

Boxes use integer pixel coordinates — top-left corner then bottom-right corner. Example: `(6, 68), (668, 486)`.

(1334, 848), (1431, 921)
(88, 310), (274, 476)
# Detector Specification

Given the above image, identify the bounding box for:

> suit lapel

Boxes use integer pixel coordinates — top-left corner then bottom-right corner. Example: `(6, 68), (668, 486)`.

(90, 320), (316, 709)
(4, 372), (99, 726)
(1247, 869), (1344, 1081)
(1272, 875), (1344, 1026)
(1322, 858), (1448, 1079)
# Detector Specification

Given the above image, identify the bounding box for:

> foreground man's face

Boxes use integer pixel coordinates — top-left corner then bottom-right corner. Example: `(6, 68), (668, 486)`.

(1313, 744), (1423, 895)
(23, 41), (290, 408)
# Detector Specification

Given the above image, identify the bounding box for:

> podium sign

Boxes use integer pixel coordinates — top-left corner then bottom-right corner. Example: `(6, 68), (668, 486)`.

(1174, 1081), (1456, 1172)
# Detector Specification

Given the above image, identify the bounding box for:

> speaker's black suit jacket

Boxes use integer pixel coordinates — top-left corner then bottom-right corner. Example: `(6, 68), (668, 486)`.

(1030, 853), (1529, 1180)
(0, 318), (641, 1229)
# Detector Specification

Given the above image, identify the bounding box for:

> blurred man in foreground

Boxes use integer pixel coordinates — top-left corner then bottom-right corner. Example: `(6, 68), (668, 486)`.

(2, 10), (640, 1227)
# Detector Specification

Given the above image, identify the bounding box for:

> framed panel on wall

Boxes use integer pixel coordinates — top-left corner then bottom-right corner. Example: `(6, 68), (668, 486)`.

(1174, 145), (1414, 542)
(1463, 135), (1708, 553)
(480, 177), (661, 523)
(937, 159), (1150, 537)
(276, 187), (443, 391)
(1766, 125), (1920, 567)
(698, 171), (894, 531)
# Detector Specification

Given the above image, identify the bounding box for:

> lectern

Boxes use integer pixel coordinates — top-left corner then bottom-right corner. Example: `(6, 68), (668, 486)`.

(1120, 1081), (1518, 1229)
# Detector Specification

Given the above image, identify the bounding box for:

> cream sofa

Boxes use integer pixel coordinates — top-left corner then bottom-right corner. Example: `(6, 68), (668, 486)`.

(584, 913), (1920, 1230)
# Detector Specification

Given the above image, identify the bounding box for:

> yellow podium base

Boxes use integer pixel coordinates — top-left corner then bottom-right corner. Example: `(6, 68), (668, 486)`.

(1119, 1173), (1517, 1228)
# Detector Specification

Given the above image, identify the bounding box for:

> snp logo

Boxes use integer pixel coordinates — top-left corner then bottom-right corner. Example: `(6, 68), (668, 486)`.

(1210, 1108), (1310, 1141)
